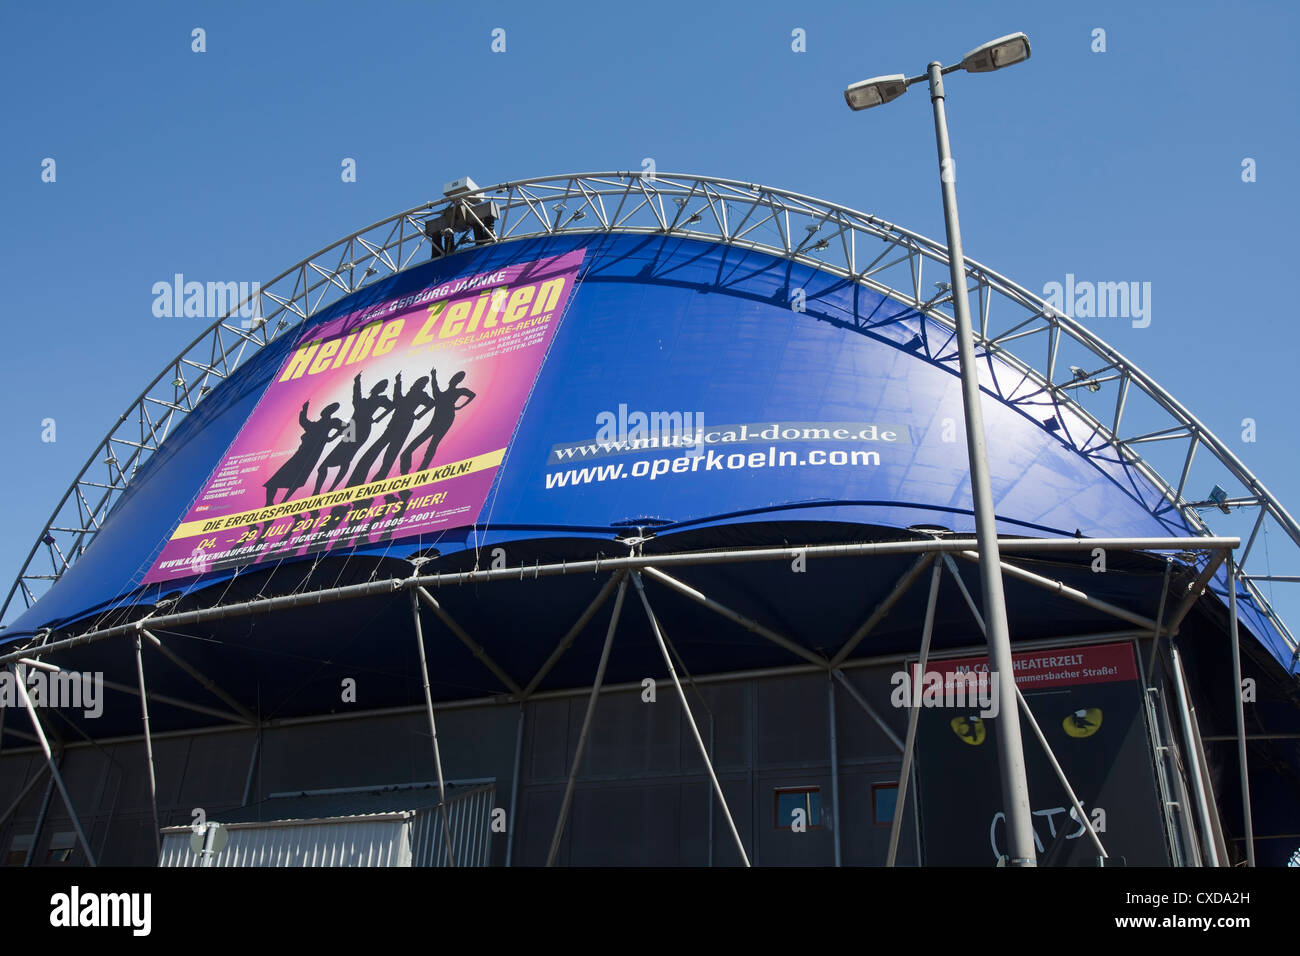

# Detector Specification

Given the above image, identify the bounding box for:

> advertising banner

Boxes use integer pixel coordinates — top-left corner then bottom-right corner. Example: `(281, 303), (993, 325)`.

(911, 641), (1170, 866)
(145, 249), (585, 583)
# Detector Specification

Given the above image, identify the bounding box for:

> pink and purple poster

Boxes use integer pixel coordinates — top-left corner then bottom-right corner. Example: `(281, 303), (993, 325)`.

(145, 249), (585, 583)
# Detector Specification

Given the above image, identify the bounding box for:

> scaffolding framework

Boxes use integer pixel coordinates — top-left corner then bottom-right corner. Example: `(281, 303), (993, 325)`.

(0, 533), (1262, 866)
(1, 173), (1296, 671)
(1, 172), (1292, 867)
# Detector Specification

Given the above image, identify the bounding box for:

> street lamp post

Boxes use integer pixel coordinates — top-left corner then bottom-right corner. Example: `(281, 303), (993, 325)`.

(845, 33), (1039, 867)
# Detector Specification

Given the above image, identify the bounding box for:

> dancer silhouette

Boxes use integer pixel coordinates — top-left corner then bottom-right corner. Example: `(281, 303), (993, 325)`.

(403, 369), (476, 473)
(264, 401), (345, 505)
(346, 372), (435, 486)
(313, 374), (394, 495)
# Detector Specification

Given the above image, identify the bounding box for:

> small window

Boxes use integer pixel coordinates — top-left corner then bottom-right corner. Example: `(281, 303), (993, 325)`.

(47, 832), (75, 864)
(872, 783), (898, 825)
(774, 787), (822, 830)
(5, 835), (33, 867)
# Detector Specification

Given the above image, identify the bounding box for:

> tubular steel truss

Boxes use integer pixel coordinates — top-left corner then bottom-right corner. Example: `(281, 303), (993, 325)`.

(0, 534), (1252, 868)
(3, 173), (1298, 666)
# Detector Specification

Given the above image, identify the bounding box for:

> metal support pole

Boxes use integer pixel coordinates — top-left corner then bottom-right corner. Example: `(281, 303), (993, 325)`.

(416, 586), (522, 696)
(241, 727), (261, 807)
(506, 703), (524, 867)
(522, 572), (624, 698)
(1189, 690), (1232, 864)
(1143, 686), (1185, 865)
(641, 566), (826, 668)
(0, 539), (1237, 674)
(942, 553), (1108, 861)
(139, 629), (257, 724)
(827, 673), (842, 867)
(547, 575), (627, 867)
(1226, 562), (1255, 866)
(831, 554), (933, 666)
(634, 572), (751, 866)
(96, 674), (247, 724)
(1146, 556), (1174, 678)
(0, 763), (48, 829)
(1151, 684), (1202, 865)
(1, 726), (38, 745)
(1170, 644), (1219, 866)
(11, 665), (96, 866)
(832, 669), (905, 753)
(707, 716), (715, 867)
(888, 559), (942, 866)
(24, 768), (56, 867)
(199, 821), (218, 867)
(1014, 686), (1107, 860)
(134, 636), (162, 864)
(409, 588), (455, 867)
(952, 550), (1156, 630)
(928, 59), (1035, 866)
(1164, 551), (1229, 638)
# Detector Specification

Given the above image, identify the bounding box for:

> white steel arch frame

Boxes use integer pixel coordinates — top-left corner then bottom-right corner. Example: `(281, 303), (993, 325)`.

(3, 172), (1297, 664)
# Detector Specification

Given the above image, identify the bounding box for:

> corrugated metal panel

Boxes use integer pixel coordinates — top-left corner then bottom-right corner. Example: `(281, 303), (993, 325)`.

(411, 784), (494, 867)
(159, 784), (495, 866)
(206, 781), (488, 823)
(160, 816), (412, 867)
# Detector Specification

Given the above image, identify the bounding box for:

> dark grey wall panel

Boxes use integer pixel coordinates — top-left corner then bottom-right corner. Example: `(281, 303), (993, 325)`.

(0, 666), (913, 866)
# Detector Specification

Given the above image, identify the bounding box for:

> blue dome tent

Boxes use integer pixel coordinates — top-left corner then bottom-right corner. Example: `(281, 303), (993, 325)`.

(2, 174), (1297, 868)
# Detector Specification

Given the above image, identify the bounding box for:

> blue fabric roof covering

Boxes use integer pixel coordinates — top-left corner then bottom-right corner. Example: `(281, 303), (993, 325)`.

(3, 232), (1291, 675)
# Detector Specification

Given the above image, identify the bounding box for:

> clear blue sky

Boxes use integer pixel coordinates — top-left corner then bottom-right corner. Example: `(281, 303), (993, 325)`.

(2, 0), (1298, 628)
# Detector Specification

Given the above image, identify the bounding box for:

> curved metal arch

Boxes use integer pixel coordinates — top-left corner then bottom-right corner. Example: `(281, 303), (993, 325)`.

(4, 172), (1297, 663)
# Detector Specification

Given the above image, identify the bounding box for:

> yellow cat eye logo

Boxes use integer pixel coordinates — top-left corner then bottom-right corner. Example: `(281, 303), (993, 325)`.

(1063, 708), (1103, 738)
(950, 715), (986, 745)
